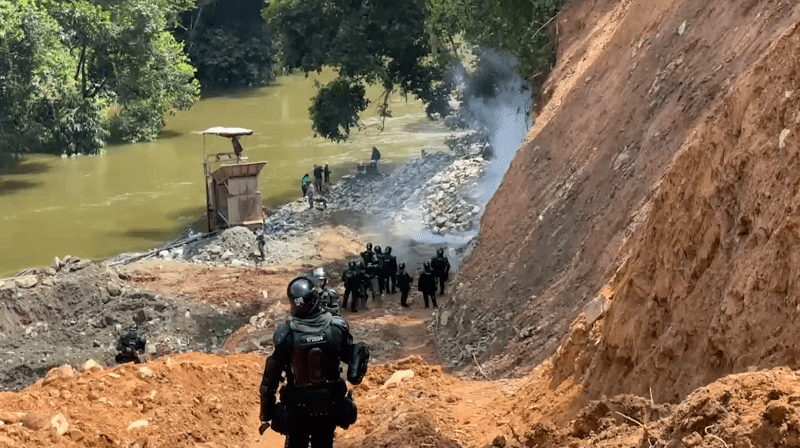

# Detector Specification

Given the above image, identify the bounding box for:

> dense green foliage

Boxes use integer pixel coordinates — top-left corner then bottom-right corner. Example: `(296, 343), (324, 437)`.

(0, 0), (199, 167)
(429, 0), (562, 78)
(264, 0), (453, 142)
(265, 0), (560, 142)
(177, 0), (273, 89)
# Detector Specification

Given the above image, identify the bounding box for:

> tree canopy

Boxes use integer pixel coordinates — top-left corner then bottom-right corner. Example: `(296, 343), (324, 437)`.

(0, 0), (200, 167)
(264, 0), (453, 142)
(177, 0), (274, 89)
(265, 0), (561, 142)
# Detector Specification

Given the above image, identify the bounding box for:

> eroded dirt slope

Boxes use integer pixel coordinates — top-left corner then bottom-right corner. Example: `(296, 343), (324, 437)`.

(446, 0), (800, 384)
(555, 16), (800, 403)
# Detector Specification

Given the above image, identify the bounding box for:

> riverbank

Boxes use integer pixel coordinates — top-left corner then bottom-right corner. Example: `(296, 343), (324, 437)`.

(0, 148), (485, 391)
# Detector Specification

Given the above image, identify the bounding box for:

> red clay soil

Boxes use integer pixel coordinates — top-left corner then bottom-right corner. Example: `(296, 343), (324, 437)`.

(448, 0), (800, 402)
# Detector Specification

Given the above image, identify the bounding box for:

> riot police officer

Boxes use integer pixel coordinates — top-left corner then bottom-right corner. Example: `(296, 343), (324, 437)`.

(418, 262), (438, 308)
(313, 267), (340, 316)
(259, 277), (369, 448)
(374, 246), (386, 295)
(360, 243), (375, 265)
(360, 245), (378, 301)
(396, 262), (413, 307)
(341, 261), (357, 309)
(430, 248), (451, 296)
(115, 323), (146, 364)
(384, 246), (398, 294)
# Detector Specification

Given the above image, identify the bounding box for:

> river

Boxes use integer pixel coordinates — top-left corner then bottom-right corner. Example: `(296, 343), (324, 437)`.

(0, 71), (450, 277)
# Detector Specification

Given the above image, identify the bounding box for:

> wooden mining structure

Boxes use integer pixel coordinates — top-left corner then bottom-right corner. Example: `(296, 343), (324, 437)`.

(197, 127), (265, 232)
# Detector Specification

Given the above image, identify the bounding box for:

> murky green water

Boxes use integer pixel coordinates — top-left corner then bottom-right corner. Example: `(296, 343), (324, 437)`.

(0, 71), (449, 277)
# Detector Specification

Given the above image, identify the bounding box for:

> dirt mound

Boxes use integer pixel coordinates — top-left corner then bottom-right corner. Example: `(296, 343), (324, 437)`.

(0, 264), (252, 391)
(0, 354), (515, 448)
(447, 0), (800, 387)
(553, 9), (800, 404)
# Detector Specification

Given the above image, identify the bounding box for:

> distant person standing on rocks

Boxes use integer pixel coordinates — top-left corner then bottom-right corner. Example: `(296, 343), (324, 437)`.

(324, 163), (331, 185)
(396, 262), (412, 307)
(313, 164), (324, 193)
(431, 247), (451, 296)
(418, 262), (437, 308)
(301, 173), (310, 196)
(306, 181), (316, 209)
(371, 146), (381, 174)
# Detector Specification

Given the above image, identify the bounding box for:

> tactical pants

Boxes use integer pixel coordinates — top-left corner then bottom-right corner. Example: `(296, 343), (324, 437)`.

(423, 291), (437, 308)
(342, 287), (352, 307)
(399, 289), (409, 306)
(437, 275), (447, 295)
(388, 273), (397, 294)
(377, 273), (387, 294)
(284, 419), (335, 448)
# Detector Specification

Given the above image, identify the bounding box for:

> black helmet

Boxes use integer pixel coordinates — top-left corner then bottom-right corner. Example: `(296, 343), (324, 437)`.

(287, 276), (320, 318)
(348, 260), (357, 269)
(398, 262), (405, 270)
(374, 246), (382, 254)
(436, 248), (444, 257)
(366, 242), (372, 250)
(423, 261), (431, 271)
(385, 246), (392, 255)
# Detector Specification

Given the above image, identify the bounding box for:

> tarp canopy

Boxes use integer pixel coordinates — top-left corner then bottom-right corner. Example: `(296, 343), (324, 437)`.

(196, 127), (254, 138)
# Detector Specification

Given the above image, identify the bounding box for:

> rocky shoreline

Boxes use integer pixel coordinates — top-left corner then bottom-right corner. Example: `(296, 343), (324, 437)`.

(0, 149), (489, 390)
(152, 150), (487, 267)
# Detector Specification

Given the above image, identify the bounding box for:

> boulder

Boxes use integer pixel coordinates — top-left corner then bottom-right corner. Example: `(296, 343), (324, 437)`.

(15, 275), (38, 289)
(70, 259), (91, 271)
(44, 266), (57, 276)
(20, 412), (51, 431)
(127, 420), (148, 431)
(382, 369), (415, 388)
(107, 282), (122, 297)
(43, 365), (75, 385)
(51, 257), (62, 271)
(81, 359), (102, 372)
(50, 413), (69, 435)
(67, 428), (85, 442)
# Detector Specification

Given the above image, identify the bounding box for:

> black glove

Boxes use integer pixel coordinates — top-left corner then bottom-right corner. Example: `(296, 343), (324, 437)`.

(260, 387), (276, 422)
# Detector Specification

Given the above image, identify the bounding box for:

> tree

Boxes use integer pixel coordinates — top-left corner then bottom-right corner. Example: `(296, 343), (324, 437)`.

(264, 0), (453, 142)
(177, 0), (274, 89)
(47, 0), (200, 143)
(0, 0), (200, 167)
(427, 0), (562, 79)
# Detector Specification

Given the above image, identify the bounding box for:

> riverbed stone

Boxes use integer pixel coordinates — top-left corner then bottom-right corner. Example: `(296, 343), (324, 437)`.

(107, 282), (122, 297)
(15, 275), (38, 289)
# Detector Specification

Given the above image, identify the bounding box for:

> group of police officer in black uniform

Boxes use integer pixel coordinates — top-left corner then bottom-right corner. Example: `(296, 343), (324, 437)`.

(115, 244), (449, 447)
(339, 243), (451, 311)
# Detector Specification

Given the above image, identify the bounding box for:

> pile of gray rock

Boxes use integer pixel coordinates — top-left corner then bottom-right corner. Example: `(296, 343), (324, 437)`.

(0, 264), (247, 390)
(149, 149), (487, 267)
(421, 157), (488, 234)
(181, 226), (258, 265)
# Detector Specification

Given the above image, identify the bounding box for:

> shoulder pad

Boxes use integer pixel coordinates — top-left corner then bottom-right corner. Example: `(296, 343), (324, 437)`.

(273, 322), (291, 345)
(330, 316), (349, 332)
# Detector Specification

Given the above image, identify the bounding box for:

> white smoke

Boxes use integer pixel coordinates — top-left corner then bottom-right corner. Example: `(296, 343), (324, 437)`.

(361, 50), (533, 271)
